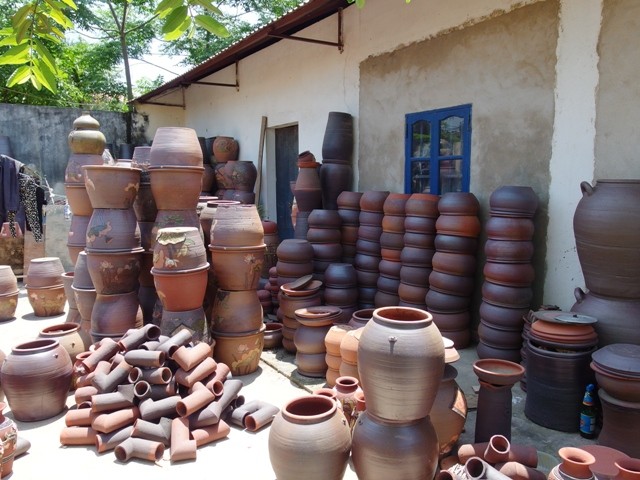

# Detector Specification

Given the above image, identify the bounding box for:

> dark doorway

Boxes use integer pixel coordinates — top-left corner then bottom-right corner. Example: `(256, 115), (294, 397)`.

(275, 125), (299, 240)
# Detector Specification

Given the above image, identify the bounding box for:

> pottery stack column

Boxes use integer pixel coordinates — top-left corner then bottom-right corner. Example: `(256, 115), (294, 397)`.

(212, 136), (239, 200)
(292, 151), (323, 240)
(320, 112), (354, 210)
(337, 191), (362, 266)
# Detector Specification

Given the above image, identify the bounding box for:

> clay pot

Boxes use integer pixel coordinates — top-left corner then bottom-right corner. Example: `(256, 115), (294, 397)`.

(478, 320), (523, 349)
(349, 309), (373, 328)
(351, 412), (439, 480)
(591, 362), (640, 402)
(150, 127), (203, 166)
(0, 265), (19, 295)
(332, 375), (363, 424)
(485, 239), (534, 263)
(360, 191), (390, 213)
(557, 447), (596, 479)
(132, 145), (152, 180)
(401, 247), (436, 267)
(379, 259), (402, 277)
(439, 192), (480, 215)
(91, 291), (142, 336)
(264, 323), (283, 349)
(0, 291), (19, 322)
(404, 216), (438, 234)
(434, 234), (478, 254)
(277, 239), (315, 262)
(160, 307), (209, 342)
(65, 153), (104, 184)
(212, 136), (239, 162)
(212, 289), (263, 333)
(26, 256), (65, 287)
(398, 282), (430, 304)
(68, 128), (107, 155)
(149, 165), (204, 210)
(320, 163), (353, 211)
(436, 214), (481, 238)
(425, 289), (471, 313)
(153, 264), (209, 311)
(430, 310), (471, 331)
(358, 306), (444, 422)
(85, 208), (140, 252)
(429, 270), (476, 297)
(615, 458), (640, 480)
(337, 191), (363, 210)
(483, 262), (535, 287)
(482, 281), (533, 309)
(153, 227), (207, 272)
(225, 160), (257, 191)
(0, 401), (17, 476)
(479, 301), (528, 329)
(210, 204), (264, 247)
(153, 209), (201, 243)
(431, 364), (468, 457)
(133, 183), (157, 222)
(82, 165), (141, 209)
(199, 200), (240, 246)
(212, 324), (265, 376)
(322, 111), (354, 161)
(0, 339), (72, 421)
(72, 286), (96, 320)
(598, 390), (640, 458)
(67, 214), (91, 250)
(65, 184), (93, 216)
(86, 248), (143, 294)
(405, 193), (440, 218)
(403, 231), (435, 249)
(38, 322), (90, 363)
(486, 217), (535, 241)
(359, 211), (385, 226)
(268, 395), (352, 480)
(72, 251), (93, 289)
(489, 186), (539, 218)
(399, 265), (432, 287)
(209, 245), (265, 290)
(26, 284), (66, 316)
(382, 193), (411, 216)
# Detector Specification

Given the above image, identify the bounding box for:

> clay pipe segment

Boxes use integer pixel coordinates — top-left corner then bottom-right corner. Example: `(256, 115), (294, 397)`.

(95, 425), (134, 453)
(74, 385), (99, 405)
(114, 437), (165, 463)
(139, 340), (162, 351)
(244, 401), (280, 432)
(175, 356), (218, 388)
(156, 329), (193, 356)
(90, 384), (136, 413)
(465, 457), (511, 480)
(124, 350), (166, 368)
(75, 359), (111, 388)
(171, 342), (212, 371)
(139, 395), (181, 422)
(191, 419), (231, 447)
(170, 417), (197, 463)
(91, 406), (140, 434)
(203, 362), (231, 396)
(435, 471), (462, 480)
(65, 407), (97, 427)
(176, 382), (216, 417)
(81, 337), (120, 372)
(117, 324), (162, 352)
(128, 366), (172, 384)
(131, 417), (172, 446)
(458, 441), (538, 468)
(59, 426), (98, 446)
(189, 378), (244, 428)
(92, 360), (133, 393)
(484, 435), (511, 464)
(494, 462), (547, 480)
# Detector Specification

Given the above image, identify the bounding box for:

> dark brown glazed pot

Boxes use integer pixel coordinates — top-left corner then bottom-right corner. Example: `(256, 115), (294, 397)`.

(485, 217), (535, 241)
(434, 234), (478, 254)
(489, 185), (539, 218)
(400, 247), (436, 267)
(91, 290), (142, 335)
(403, 231), (435, 249)
(438, 192), (480, 216)
(373, 290), (399, 307)
(324, 263), (358, 287)
(354, 252), (381, 272)
(399, 265), (432, 287)
(311, 243), (342, 261)
(483, 261), (535, 288)
(340, 225), (358, 245)
(0, 339), (72, 421)
(212, 288), (263, 333)
(210, 203), (264, 247)
(360, 191), (390, 212)
(398, 282), (429, 304)
(86, 248), (143, 295)
(339, 210), (360, 229)
(308, 209), (342, 229)
(478, 320), (524, 348)
(475, 340), (521, 362)
(82, 165), (141, 209)
(322, 111), (354, 161)
(482, 281), (533, 309)
(212, 136), (239, 162)
(150, 127), (203, 166)
(430, 310), (471, 332)
(431, 252), (476, 276)
(149, 165), (204, 210)
(306, 228), (341, 244)
(597, 389), (640, 458)
(319, 163), (353, 210)
(380, 247), (401, 262)
(85, 207), (140, 252)
(574, 180), (640, 299)
(479, 301), (528, 329)
(65, 184), (93, 216)
(276, 239), (315, 262)
(356, 237), (381, 255)
(153, 226), (207, 272)
(428, 270), (475, 297)
(359, 211), (385, 226)
(484, 239), (534, 263)
(376, 274), (400, 294)
(276, 260), (314, 279)
(226, 160), (257, 191)
(404, 216), (437, 234)
(405, 193), (440, 218)
(435, 214), (481, 238)
(378, 259), (402, 278)
(153, 264), (209, 311)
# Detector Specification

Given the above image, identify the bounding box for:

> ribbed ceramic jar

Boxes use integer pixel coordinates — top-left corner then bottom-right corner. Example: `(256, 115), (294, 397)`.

(357, 306), (445, 422)
(268, 395), (352, 480)
(210, 204), (264, 247)
(0, 339), (72, 421)
(149, 127), (203, 166)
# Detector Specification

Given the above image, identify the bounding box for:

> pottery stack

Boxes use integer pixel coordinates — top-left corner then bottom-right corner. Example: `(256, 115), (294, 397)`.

(198, 136), (217, 195)
(61, 271), (81, 324)
(71, 251), (96, 338)
(351, 306), (444, 480)
(324, 324), (355, 386)
(376, 193), (411, 307)
(292, 151), (323, 239)
(278, 277), (323, 354)
(337, 191), (362, 265)
(212, 135), (239, 199)
(324, 263), (358, 324)
(209, 203), (266, 375)
(262, 220), (280, 278)
(266, 266), (280, 313)
(478, 186), (538, 361)
(355, 191), (390, 309)
(339, 325), (363, 380)
(83, 164), (143, 343)
(570, 179), (640, 347)
(320, 112), (354, 210)
(398, 193), (440, 311)
(0, 265), (19, 321)
(25, 257), (67, 317)
(307, 209), (342, 284)
(276, 239), (315, 288)
(294, 305), (342, 378)
(220, 160), (258, 205)
(428, 192), (481, 348)
(65, 112), (107, 265)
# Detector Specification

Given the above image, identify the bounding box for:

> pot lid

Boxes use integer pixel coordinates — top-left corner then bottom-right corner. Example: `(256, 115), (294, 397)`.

(592, 344), (640, 376)
(287, 274), (314, 290)
(532, 319), (596, 337)
(553, 313), (598, 325)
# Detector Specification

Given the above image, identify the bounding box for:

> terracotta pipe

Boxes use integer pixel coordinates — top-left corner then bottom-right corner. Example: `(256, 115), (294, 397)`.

(65, 407), (97, 427)
(95, 425), (134, 453)
(123, 350), (166, 368)
(484, 435), (511, 464)
(92, 360), (133, 393)
(60, 426), (98, 446)
(156, 329), (193, 356)
(203, 362), (231, 396)
(229, 401), (261, 428)
(465, 457), (511, 480)
(190, 378), (243, 428)
(91, 384), (136, 413)
(244, 401), (280, 432)
(170, 417), (197, 462)
(76, 360), (111, 388)
(74, 385), (98, 405)
(111, 352), (125, 366)
(114, 437), (165, 463)
(495, 462), (547, 480)
(177, 382), (216, 417)
(435, 471), (462, 480)
(118, 324), (162, 352)
(91, 406), (140, 434)
(134, 380), (152, 399)
(129, 366), (172, 384)
(131, 417), (172, 446)
(81, 337), (119, 372)
(458, 441), (538, 468)
(175, 357), (218, 388)
(172, 342), (212, 371)
(139, 340), (162, 351)
(148, 380), (177, 400)
(139, 395), (181, 421)
(191, 419), (231, 447)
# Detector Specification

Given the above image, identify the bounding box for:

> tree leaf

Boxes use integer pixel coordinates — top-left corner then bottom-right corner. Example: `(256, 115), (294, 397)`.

(33, 58), (58, 93)
(162, 5), (188, 34)
(191, 0), (222, 16)
(15, 18), (32, 44)
(11, 4), (34, 30)
(33, 38), (58, 72)
(155, 0), (184, 19)
(58, 0), (78, 9)
(163, 15), (191, 41)
(0, 35), (18, 46)
(30, 73), (42, 90)
(47, 6), (73, 29)
(6, 65), (32, 87)
(194, 14), (229, 37)
(0, 43), (31, 65)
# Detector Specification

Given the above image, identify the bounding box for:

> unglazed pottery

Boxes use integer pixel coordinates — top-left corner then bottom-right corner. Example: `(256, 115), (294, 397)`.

(26, 284), (66, 317)
(82, 165), (141, 209)
(150, 127), (203, 166)
(211, 324), (265, 376)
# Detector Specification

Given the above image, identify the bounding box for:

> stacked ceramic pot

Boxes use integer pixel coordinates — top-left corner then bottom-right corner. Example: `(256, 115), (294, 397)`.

(262, 220), (280, 278)
(211, 135), (240, 200)
(198, 136), (217, 195)
(590, 344), (640, 457)
(355, 191), (389, 309)
(0, 265), (19, 321)
(428, 192), (481, 348)
(320, 112), (354, 210)
(337, 191), (362, 265)
(324, 324), (355, 386)
(83, 164), (143, 342)
(24, 256), (66, 317)
(352, 306), (444, 480)
(307, 209), (342, 284)
(71, 251), (96, 338)
(278, 277), (323, 354)
(294, 305), (342, 378)
(571, 179), (640, 347)
(324, 263), (358, 324)
(477, 186), (538, 361)
(61, 271), (81, 324)
(151, 226), (209, 342)
(339, 325), (363, 380)
(209, 203), (266, 375)
(266, 266), (280, 313)
(399, 193), (440, 311)
(131, 146), (158, 325)
(376, 193), (411, 307)
(65, 112), (107, 265)
(292, 151), (322, 239)
(524, 315), (597, 432)
(276, 239), (314, 288)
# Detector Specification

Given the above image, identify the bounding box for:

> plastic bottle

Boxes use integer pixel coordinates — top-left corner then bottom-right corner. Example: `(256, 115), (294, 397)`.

(579, 383), (597, 439)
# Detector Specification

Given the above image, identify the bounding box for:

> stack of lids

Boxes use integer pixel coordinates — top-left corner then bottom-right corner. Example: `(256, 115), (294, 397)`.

(591, 344), (640, 402)
(529, 311), (598, 350)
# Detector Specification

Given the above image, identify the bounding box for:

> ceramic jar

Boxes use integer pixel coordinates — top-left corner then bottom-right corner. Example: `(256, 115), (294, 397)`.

(209, 245), (265, 291)
(68, 118), (107, 155)
(0, 266), (19, 322)
(153, 264), (209, 311)
(85, 208), (141, 252)
(153, 227), (207, 272)
(431, 364), (468, 457)
(322, 112), (354, 162)
(210, 204), (264, 247)
(26, 256), (65, 287)
(212, 136), (239, 162)
(26, 284), (67, 317)
(37, 323), (91, 363)
(149, 166), (204, 210)
(268, 395), (352, 480)
(82, 165), (141, 209)
(85, 248), (143, 294)
(0, 339), (72, 421)
(212, 324), (265, 376)
(150, 127), (203, 167)
(294, 163), (323, 212)
(489, 185), (539, 218)
(212, 289), (263, 333)
(199, 200), (240, 246)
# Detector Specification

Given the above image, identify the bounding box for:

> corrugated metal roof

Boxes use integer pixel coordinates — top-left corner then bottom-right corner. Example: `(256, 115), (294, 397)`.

(134, 0), (351, 104)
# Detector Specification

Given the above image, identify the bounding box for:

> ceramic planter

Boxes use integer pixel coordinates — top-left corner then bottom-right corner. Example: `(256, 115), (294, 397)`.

(149, 127), (203, 167)
(0, 292), (18, 322)
(209, 245), (265, 291)
(91, 291), (142, 337)
(26, 284), (66, 317)
(85, 207), (140, 252)
(212, 136), (239, 162)
(153, 226), (207, 272)
(149, 165), (204, 210)
(26, 256), (65, 287)
(211, 324), (265, 376)
(65, 153), (104, 184)
(133, 183), (158, 222)
(85, 248), (143, 294)
(153, 265), (209, 311)
(38, 323), (90, 364)
(82, 165), (141, 209)
(65, 184), (93, 216)
(210, 203), (264, 247)
(212, 289), (263, 333)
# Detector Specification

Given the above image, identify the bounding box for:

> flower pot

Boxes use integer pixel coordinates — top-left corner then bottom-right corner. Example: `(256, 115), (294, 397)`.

(212, 136), (239, 162)
(438, 192), (480, 216)
(210, 203), (264, 247)
(91, 291), (142, 336)
(153, 264), (209, 311)
(26, 284), (66, 316)
(65, 184), (93, 216)
(405, 193), (440, 218)
(38, 322), (90, 363)
(212, 324), (265, 376)
(436, 214), (481, 238)
(212, 289), (263, 333)
(86, 248), (143, 294)
(153, 226), (207, 271)
(150, 127), (203, 167)
(489, 185), (539, 218)
(149, 166), (204, 210)
(82, 165), (141, 209)
(85, 208), (140, 252)
(209, 245), (265, 291)
(65, 153), (104, 184)
(26, 256), (65, 287)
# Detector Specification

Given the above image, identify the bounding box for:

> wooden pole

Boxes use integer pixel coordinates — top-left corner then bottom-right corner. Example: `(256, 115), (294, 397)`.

(255, 116), (268, 207)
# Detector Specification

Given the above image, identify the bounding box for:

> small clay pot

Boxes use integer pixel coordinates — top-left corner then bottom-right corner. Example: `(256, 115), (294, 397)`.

(38, 323), (90, 363)
(276, 239), (315, 262)
(430, 310), (471, 331)
(65, 184), (93, 216)
(337, 191), (363, 210)
(404, 216), (437, 234)
(359, 211), (385, 226)
(435, 214), (481, 238)
(306, 228), (342, 244)
(482, 281), (533, 309)
(399, 265), (432, 287)
(65, 153), (104, 184)
(150, 127), (203, 166)
(212, 136), (239, 162)
(25, 284), (66, 317)
(432, 252), (476, 276)
(434, 234), (478, 254)
(438, 192), (480, 215)
(400, 247), (436, 267)
(489, 185), (539, 218)
(381, 215), (406, 234)
(378, 259), (403, 278)
(360, 191), (390, 212)
(398, 282), (429, 304)
(485, 217), (535, 241)
(354, 253), (381, 272)
(479, 301), (528, 329)
(485, 239), (534, 263)
(276, 260), (314, 279)
(91, 291), (142, 336)
(263, 323), (283, 349)
(209, 245), (265, 291)
(405, 193), (440, 218)
(308, 209), (342, 229)
(429, 270), (476, 297)
(403, 231), (435, 249)
(483, 262), (535, 287)
(558, 447), (596, 479)
(149, 166), (204, 210)
(83, 165), (141, 209)
(383, 193), (411, 216)
(425, 289), (471, 313)
(26, 256), (65, 288)
(380, 232), (405, 250)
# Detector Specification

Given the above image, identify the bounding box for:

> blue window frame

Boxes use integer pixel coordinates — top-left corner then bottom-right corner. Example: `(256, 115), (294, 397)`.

(405, 104), (472, 194)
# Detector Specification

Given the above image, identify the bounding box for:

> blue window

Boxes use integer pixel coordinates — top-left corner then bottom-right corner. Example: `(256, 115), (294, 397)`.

(405, 104), (472, 194)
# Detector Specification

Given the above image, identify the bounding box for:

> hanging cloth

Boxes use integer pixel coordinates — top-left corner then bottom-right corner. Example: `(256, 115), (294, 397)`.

(0, 154), (22, 226)
(18, 173), (44, 242)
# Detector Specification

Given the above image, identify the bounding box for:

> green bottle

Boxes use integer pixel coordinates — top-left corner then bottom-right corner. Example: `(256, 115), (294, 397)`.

(579, 383), (596, 439)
